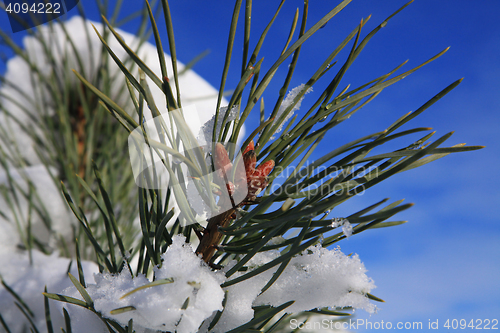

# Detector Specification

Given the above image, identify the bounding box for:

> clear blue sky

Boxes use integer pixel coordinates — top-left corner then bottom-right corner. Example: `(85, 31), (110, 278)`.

(1, 0), (499, 330)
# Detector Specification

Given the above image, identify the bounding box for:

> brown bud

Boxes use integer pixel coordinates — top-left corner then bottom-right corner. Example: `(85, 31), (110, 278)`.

(215, 143), (232, 176)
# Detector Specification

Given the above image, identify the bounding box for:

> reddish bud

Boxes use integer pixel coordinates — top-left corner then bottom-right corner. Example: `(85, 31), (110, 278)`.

(254, 160), (274, 178)
(243, 140), (255, 155)
(215, 143), (232, 176)
(243, 150), (257, 181)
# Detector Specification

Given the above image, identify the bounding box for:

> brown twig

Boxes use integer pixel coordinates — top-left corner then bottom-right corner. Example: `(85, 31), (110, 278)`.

(195, 141), (274, 264)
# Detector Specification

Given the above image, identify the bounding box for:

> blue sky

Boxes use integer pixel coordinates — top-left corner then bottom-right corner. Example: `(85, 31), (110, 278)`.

(1, 0), (499, 331)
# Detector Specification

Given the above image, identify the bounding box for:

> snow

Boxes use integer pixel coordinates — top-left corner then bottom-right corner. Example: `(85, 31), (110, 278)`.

(207, 245), (375, 332)
(0, 165), (74, 249)
(254, 245), (376, 314)
(198, 105), (240, 148)
(63, 235), (225, 333)
(0, 234), (375, 333)
(331, 218), (353, 238)
(271, 83), (313, 138)
(342, 219), (353, 238)
(4, 238), (373, 333)
(204, 252), (280, 333)
(0, 249), (99, 333)
(0, 212), (21, 253)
